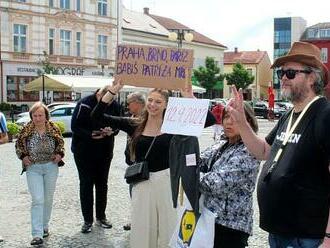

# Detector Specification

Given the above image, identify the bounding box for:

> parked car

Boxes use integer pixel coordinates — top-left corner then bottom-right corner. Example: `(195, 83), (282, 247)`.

(211, 98), (228, 106)
(47, 101), (75, 110)
(209, 98), (228, 110)
(253, 101), (287, 119)
(16, 111), (30, 119)
(16, 102), (74, 119)
(16, 103), (76, 134)
(276, 101), (293, 111)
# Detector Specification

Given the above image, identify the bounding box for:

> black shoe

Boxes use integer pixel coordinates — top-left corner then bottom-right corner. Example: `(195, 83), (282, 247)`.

(123, 223), (131, 231)
(43, 229), (49, 238)
(81, 222), (93, 233)
(96, 219), (112, 229)
(30, 237), (43, 245)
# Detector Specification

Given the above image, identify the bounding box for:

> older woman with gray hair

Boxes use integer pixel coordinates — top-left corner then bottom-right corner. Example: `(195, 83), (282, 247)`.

(126, 91), (146, 117)
(15, 101), (64, 246)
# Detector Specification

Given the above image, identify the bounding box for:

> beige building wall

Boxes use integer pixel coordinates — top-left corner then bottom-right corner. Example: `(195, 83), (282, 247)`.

(0, 0), (119, 103)
(256, 55), (273, 99)
(123, 30), (225, 71)
(223, 56), (272, 99)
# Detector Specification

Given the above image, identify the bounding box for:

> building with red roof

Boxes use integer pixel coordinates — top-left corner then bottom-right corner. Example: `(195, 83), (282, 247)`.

(300, 22), (330, 99)
(223, 48), (272, 100)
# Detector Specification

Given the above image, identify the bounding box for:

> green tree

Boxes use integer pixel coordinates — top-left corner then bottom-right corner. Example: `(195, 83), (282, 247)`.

(193, 57), (224, 98)
(225, 63), (254, 90)
(37, 51), (57, 75)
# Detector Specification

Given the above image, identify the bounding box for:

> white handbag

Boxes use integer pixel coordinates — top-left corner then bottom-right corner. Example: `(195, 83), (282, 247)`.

(169, 195), (216, 248)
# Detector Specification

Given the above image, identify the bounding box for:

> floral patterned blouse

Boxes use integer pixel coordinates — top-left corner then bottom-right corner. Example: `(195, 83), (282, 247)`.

(198, 139), (260, 235)
(15, 121), (64, 165)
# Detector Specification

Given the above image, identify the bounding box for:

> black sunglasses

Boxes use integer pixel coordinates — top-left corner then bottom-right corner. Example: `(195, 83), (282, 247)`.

(276, 69), (312, 80)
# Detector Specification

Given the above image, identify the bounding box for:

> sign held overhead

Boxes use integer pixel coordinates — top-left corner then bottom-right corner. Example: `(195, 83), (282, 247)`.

(115, 44), (194, 90)
(161, 97), (210, 137)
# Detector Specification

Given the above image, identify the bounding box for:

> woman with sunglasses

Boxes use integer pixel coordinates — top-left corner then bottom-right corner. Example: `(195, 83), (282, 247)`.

(198, 102), (260, 248)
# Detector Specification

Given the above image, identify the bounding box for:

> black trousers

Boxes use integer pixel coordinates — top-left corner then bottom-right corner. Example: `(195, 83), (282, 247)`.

(74, 153), (112, 223)
(214, 224), (249, 248)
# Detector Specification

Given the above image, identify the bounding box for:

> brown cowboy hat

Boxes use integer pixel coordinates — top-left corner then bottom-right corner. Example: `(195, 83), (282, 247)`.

(271, 41), (329, 86)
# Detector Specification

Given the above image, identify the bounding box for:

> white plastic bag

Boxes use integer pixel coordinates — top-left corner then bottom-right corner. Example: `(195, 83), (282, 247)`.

(169, 195), (216, 248)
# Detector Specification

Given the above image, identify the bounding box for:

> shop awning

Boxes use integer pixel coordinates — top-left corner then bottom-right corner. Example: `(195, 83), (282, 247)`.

(24, 74), (206, 93)
(24, 74), (112, 92)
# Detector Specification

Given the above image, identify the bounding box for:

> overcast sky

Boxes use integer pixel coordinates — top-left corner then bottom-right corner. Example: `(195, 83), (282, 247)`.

(122, 0), (330, 61)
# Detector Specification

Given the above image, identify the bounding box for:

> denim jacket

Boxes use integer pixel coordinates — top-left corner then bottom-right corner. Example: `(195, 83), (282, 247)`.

(198, 140), (260, 235)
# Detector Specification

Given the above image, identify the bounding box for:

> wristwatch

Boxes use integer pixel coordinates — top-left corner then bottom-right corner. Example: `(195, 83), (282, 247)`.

(325, 233), (330, 238)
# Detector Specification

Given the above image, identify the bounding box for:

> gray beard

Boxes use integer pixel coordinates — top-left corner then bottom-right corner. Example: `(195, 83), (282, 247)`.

(281, 89), (291, 100)
(281, 87), (308, 103)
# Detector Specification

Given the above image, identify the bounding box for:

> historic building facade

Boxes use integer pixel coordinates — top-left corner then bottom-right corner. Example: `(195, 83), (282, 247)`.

(223, 48), (272, 100)
(300, 22), (330, 99)
(0, 0), (119, 103)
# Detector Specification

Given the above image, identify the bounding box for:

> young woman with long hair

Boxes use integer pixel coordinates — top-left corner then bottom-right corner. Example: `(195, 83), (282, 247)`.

(91, 82), (215, 248)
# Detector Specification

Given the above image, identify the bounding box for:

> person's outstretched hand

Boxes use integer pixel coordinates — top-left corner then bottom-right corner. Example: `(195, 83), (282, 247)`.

(226, 86), (246, 126)
(109, 78), (124, 94)
(180, 83), (195, 98)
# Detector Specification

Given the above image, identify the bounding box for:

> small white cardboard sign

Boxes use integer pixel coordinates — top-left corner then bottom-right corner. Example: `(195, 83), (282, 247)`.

(161, 97), (210, 136)
(186, 154), (197, 166)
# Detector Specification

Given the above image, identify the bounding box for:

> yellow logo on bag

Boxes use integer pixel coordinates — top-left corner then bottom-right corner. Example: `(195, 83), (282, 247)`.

(179, 210), (197, 246)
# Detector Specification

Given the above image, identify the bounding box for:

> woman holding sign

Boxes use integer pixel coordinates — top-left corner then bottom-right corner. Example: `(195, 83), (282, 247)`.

(91, 81), (215, 248)
(198, 102), (260, 248)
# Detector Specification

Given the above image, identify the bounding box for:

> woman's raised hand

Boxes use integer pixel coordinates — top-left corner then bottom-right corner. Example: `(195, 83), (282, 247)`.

(109, 78), (124, 94)
(226, 86), (246, 125)
(180, 83), (195, 98)
(102, 79), (124, 103)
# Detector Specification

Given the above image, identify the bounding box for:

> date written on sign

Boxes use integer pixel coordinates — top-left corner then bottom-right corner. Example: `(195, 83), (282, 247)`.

(161, 97), (210, 136)
(165, 106), (208, 126)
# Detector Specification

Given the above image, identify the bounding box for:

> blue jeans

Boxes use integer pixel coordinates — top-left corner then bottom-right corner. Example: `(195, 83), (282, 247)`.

(26, 162), (58, 238)
(269, 233), (322, 248)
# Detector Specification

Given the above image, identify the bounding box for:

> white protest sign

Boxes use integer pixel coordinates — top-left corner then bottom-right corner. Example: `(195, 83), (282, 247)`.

(161, 97), (210, 136)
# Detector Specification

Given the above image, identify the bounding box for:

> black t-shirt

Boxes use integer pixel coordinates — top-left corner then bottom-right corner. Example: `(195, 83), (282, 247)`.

(258, 97), (330, 238)
(135, 134), (172, 172)
(91, 101), (216, 172)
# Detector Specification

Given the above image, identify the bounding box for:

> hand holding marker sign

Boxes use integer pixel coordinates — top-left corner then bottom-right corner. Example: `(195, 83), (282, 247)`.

(115, 44), (208, 136)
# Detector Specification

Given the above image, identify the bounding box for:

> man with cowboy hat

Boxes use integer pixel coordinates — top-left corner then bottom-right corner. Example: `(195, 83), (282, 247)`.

(226, 41), (330, 248)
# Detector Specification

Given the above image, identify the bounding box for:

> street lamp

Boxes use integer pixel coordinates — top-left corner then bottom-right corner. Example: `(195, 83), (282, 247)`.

(42, 73), (46, 104)
(168, 29), (194, 48)
(168, 29), (194, 98)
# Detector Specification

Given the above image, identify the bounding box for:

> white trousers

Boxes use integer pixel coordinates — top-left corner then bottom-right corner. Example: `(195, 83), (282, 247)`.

(130, 169), (177, 248)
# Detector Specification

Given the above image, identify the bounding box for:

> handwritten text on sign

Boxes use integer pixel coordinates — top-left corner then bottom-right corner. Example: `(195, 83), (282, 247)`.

(161, 97), (210, 136)
(115, 44), (194, 90)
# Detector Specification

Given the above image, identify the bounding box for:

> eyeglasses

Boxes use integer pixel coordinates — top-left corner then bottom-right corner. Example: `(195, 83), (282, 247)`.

(276, 69), (311, 80)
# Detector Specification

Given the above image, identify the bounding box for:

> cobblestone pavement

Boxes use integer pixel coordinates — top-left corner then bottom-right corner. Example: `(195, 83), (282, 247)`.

(0, 119), (276, 248)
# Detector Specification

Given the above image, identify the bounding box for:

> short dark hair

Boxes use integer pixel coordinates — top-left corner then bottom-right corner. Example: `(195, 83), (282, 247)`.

(222, 102), (258, 133)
